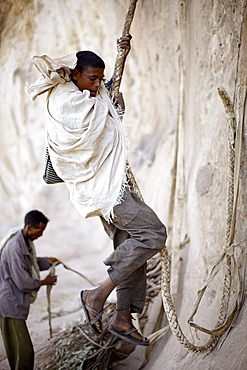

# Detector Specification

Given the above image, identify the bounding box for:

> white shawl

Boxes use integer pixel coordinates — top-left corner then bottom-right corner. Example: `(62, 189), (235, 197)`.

(26, 54), (128, 221)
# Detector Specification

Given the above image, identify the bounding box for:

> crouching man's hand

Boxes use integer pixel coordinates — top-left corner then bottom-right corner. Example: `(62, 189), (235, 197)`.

(47, 257), (61, 265)
(40, 274), (57, 286)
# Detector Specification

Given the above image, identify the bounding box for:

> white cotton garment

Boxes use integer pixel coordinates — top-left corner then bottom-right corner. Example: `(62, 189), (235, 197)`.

(45, 81), (128, 221)
(25, 53), (77, 101)
(25, 53), (128, 221)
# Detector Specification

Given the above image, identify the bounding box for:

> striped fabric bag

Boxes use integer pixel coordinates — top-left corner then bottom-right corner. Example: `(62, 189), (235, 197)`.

(43, 147), (64, 184)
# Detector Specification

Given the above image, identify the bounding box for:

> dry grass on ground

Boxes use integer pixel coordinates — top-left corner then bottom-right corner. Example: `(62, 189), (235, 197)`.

(34, 256), (162, 369)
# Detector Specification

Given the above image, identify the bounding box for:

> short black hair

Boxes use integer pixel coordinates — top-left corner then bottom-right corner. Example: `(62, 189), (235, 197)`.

(24, 210), (49, 228)
(75, 51), (105, 72)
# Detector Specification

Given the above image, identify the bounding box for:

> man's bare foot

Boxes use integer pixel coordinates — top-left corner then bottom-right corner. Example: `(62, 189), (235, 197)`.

(84, 289), (105, 316)
(80, 277), (116, 335)
(80, 290), (104, 335)
(109, 309), (150, 346)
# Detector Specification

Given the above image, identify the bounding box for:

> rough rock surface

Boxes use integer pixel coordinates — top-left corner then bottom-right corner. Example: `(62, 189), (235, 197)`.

(0, 0), (246, 369)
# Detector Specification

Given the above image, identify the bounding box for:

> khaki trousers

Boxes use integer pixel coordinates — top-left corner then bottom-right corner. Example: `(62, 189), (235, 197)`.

(0, 317), (34, 370)
(102, 188), (167, 313)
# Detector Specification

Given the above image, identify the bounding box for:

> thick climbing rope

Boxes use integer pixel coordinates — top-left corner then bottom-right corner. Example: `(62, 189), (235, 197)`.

(111, 0), (139, 98)
(45, 0), (245, 352)
(45, 0), (141, 339)
(158, 89), (245, 352)
(111, 0), (143, 201)
(186, 88), (245, 345)
(112, 0), (246, 354)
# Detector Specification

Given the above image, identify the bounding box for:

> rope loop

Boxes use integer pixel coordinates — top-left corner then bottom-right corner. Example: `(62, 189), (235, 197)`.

(224, 244), (235, 257)
(157, 86), (246, 353)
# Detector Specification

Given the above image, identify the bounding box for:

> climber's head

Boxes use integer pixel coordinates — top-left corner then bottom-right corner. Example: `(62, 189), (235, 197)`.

(71, 51), (105, 96)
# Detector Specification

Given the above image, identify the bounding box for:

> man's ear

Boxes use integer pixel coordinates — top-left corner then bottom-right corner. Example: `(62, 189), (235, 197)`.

(71, 69), (80, 80)
(22, 224), (31, 239)
(26, 225), (33, 234)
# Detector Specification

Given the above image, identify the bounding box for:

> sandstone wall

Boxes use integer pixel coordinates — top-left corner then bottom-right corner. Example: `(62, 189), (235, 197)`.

(0, 0), (246, 369)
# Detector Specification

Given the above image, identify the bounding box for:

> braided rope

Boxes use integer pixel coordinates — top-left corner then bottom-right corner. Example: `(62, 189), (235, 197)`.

(111, 0), (138, 97)
(111, 0), (245, 354)
(157, 87), (245, 353)
(110, 0), (142, 200)
(160, 247), (217, 352)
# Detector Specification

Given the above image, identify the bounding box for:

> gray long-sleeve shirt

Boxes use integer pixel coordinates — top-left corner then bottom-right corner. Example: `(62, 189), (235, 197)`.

(0, 230), (50, 319)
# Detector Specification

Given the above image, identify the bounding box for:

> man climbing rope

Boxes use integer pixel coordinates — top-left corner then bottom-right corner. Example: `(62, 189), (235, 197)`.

(26, 35), (167, 346)
(0, 210), (59, 369)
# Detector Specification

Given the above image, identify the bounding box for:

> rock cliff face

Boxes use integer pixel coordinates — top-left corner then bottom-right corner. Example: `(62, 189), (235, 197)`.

(0, 0), (246, 369)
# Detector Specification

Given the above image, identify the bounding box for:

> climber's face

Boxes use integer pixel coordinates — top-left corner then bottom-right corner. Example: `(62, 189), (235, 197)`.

(71, 67), (105, 97)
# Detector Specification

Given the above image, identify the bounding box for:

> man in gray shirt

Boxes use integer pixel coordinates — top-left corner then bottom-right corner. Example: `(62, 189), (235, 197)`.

(0, 210), (58, 370)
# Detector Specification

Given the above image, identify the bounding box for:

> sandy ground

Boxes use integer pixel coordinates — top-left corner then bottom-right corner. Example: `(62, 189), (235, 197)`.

(0, 203), (117, 369)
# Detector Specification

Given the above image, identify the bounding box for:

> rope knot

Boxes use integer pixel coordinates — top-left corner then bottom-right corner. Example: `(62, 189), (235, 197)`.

(224, 244), (235, 257)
